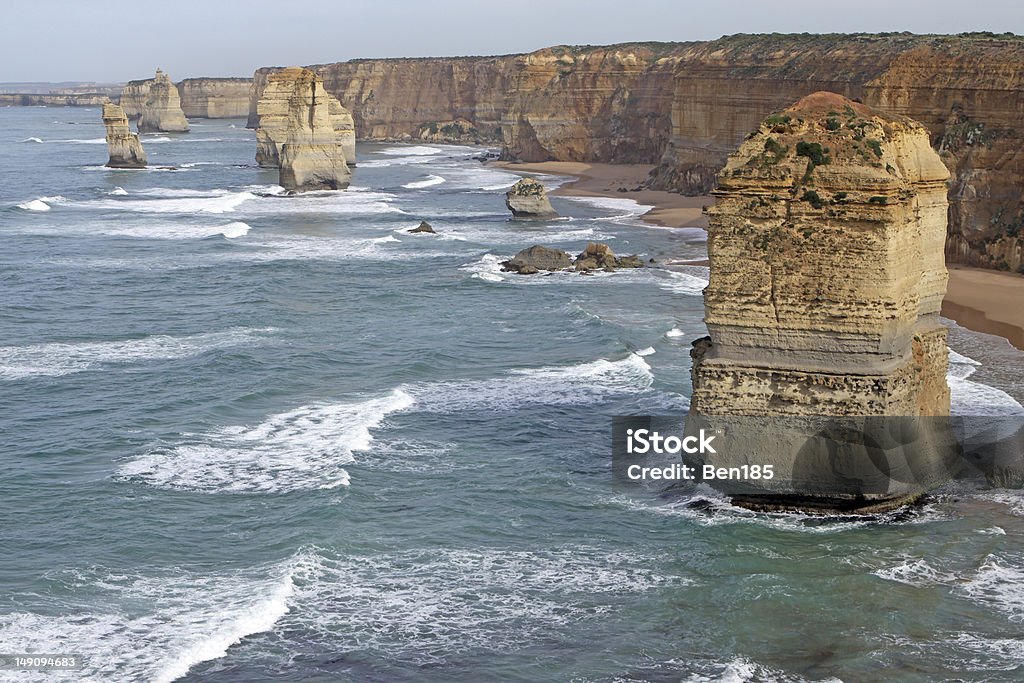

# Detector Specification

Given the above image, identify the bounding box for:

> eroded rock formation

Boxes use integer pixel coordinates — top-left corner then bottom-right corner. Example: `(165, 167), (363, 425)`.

(255, 67), (351, 191)
(505, 178), (558, 219)
(688, 93), (952, 510)
(102, 102), (147, 168)
(131, 70), (189, 133)
(249, 35), (1024, 272)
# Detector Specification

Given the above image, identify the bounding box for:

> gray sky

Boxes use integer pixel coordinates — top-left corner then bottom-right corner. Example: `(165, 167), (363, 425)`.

(4, 0), (1024, 82)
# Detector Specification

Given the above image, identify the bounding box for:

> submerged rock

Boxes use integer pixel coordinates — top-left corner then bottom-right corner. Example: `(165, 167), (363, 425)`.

(502, 245), (571, 273)
(256, 67), (352, 192)
(505, 178), (558, 219)
(102, 102), (147, 168)
(137, 69), (189, 133)
(409, 221), (436, 234)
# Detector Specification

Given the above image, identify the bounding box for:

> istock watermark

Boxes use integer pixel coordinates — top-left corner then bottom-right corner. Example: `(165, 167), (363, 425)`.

(612, 415), (1024, 510)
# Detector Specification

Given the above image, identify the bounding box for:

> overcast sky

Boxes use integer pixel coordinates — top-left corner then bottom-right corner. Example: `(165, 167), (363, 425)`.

(4, 0), (1023, 82)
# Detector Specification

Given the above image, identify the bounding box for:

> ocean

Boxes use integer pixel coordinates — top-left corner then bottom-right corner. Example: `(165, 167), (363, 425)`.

(2, 106), (1024, 682)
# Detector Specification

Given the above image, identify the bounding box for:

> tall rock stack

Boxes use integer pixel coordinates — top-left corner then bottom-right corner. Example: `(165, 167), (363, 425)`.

(137, 69), (190, 133)
(255, 67), (354, 187)
(689, 92), (953, 511)
(102, 102), (147, 168)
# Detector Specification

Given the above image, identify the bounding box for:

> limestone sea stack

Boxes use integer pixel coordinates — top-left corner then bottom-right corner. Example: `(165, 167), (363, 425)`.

(505, 178), (558, 219)
(688, 92), (953, 512)
(137, 69), (189, 133)
(102, 102), (147, 168)
(255, 67), (355, 175)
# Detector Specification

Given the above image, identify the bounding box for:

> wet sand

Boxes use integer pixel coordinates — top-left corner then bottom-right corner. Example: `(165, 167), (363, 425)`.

(491, 160), (1024, 351)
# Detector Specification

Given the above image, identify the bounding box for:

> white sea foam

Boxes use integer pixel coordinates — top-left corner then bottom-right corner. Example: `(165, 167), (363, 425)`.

(118, 388), (414, 493)
(16, 199), (51, 211)
(460, 253), (508, 282)
(108, 186), (128, 195)
(408, 354), (657, 413)
(957, 556), (1024, 622)
(280, 545), (683, 657)
(657, 270), (709, 296)
(380, 145), (443, 156)
(636, 347), (657, 356)
(53, 137), (107, 144)
(402, 174), (446, 189)
(563, 195), (654, 218)
(873, 559), (960, 586)
(681, 657), (840, 683)
(21, 136), (43, 143)
(85, 191), (255, 214)
(948, 375), (1024, 417)
(0, 551), (307, 682)
(0, 328), (274, 380)
(667, 327), (686, 338)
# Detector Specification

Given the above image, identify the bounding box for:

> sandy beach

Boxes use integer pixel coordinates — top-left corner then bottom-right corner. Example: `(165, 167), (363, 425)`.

(493, 160), (1024, 351)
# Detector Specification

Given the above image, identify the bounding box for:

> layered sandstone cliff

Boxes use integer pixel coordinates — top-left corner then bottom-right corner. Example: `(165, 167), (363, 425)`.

(102, 102), (146, 168)
(688, 93), (952, 509)
(248, 43), (689, 161)
(255, 67), (350, 191)
(136, 70), (189, 133)
(648, 33), (1024, 273)
(247, 35), (1024, 272)
(0, 93), (110, 107)
(176, 78), (251, 118)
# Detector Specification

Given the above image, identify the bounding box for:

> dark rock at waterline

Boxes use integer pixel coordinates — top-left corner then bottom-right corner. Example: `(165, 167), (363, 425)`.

(409, 220), (436, 234)
(501, 242), (645, 275)
(573, 242), (645, 272)
(501, 245), (571, 273)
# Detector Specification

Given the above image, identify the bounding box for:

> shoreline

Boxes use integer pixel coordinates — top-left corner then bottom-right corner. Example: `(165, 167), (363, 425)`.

(491, 160), (1024, 351)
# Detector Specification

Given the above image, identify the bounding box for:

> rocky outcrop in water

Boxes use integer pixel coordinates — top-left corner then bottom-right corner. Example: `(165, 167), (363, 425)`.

(501, 242), (643, 275)
(409, 221), (436, 234)
(505, 178), (558, 219)
(129, 70), (189, 133)
(102, 102), (146, 168)
(255, 67), (351, 191)
(687, 93), (952, 511)
(502, 245), (572, 274)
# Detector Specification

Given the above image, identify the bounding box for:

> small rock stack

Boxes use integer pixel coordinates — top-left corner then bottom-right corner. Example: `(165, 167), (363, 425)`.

(102, 102), (147, 169)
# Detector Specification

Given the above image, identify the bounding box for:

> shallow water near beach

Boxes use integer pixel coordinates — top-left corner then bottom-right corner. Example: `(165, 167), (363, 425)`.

(2, 107), (1024, 682)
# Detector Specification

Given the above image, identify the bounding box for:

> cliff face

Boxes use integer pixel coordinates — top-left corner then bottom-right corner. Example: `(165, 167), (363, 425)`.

(246, 35), (1023, 271)
(255, 67), (351, 191)
(102, 102), (146, 168)
(176, 78), (251, 118)
(689, 93), (951, 510)
(248, 43), (688, 161)
(250, 56), (513, 144)
(648, 34), (1024, 272)
(499, 44), (686, 163)
(0, 93), (109, 106)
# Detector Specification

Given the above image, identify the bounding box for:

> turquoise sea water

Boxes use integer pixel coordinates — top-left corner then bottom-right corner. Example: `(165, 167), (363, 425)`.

(1, 106), (1024, 682)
